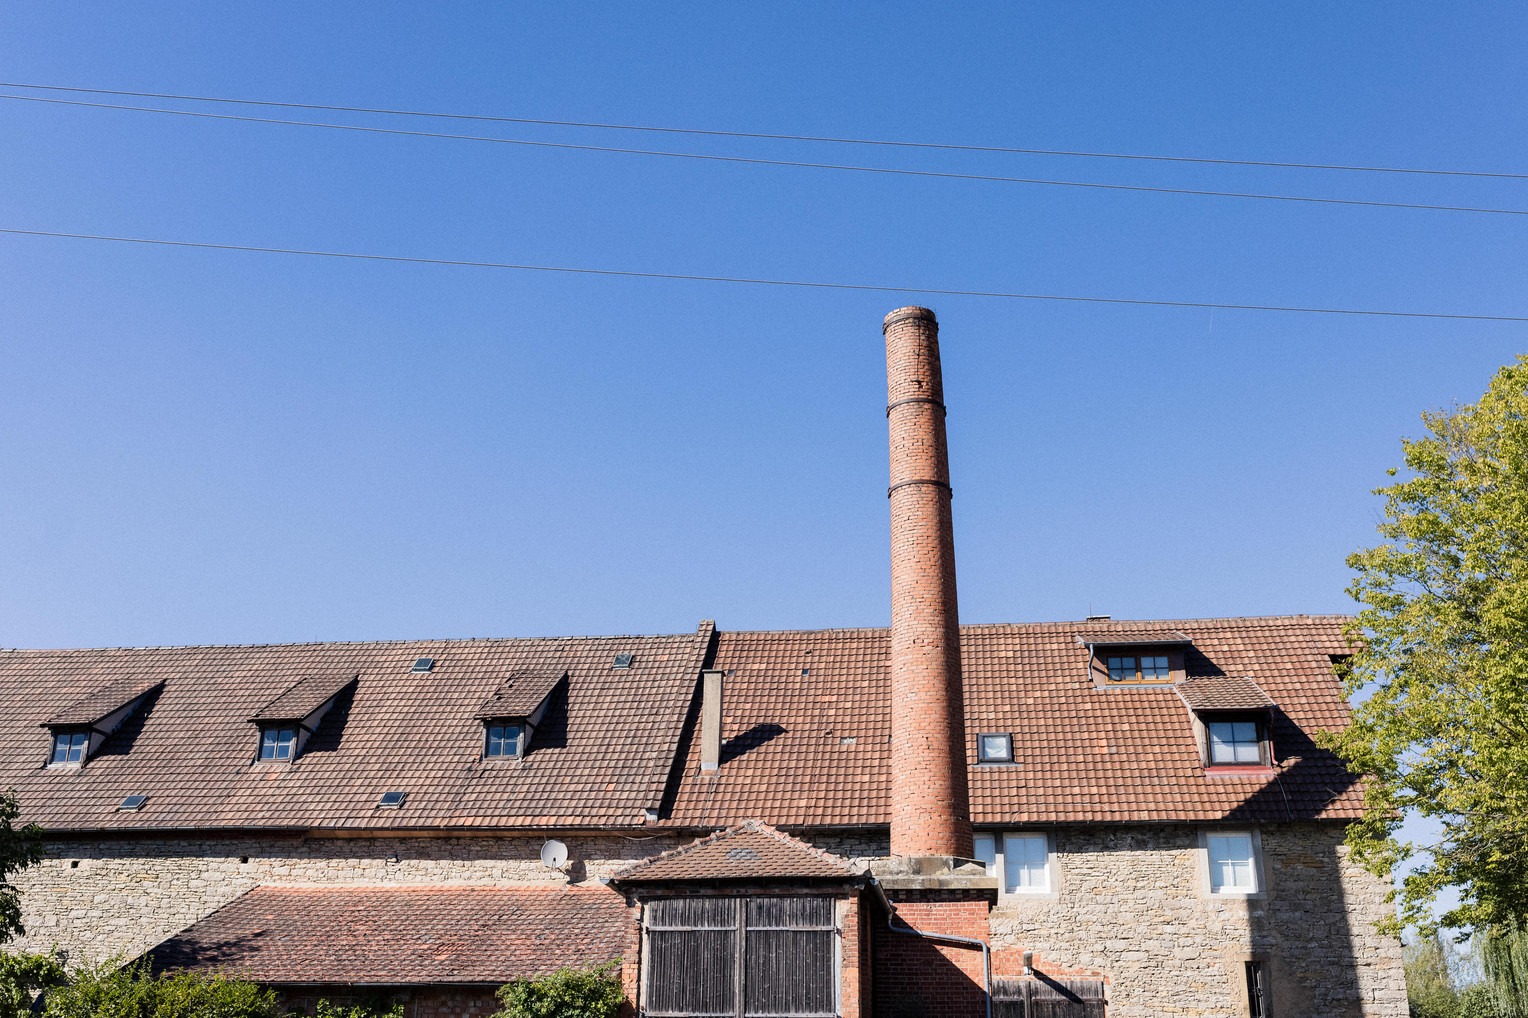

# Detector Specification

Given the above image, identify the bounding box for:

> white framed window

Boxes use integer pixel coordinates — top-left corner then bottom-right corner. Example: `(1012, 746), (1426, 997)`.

(972, 832), (1053, 895)
(1205, 831), (1261, 895)
(1209, 720), (1263, 764)
(1004, 834), (1050, 893)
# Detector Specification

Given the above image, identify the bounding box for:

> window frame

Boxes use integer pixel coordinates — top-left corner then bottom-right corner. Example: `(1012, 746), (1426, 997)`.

(1200, 829), (1264, 897)
(483, 721), (526, 759)
(1207, 718), (1266, 766)
(972, 830), (1057, 898)
(48, 730), (90, 768)
(257, 725), (298, 763)
(977, 732), (1013, 764)
(1105, 652), (1173, 683)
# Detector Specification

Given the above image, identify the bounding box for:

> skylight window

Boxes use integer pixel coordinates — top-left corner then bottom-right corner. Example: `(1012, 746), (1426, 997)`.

(259, 727), (297, 762)
(118, 795), (147, 812)
(411, 658), (435, 673)
(50, 732), (88, 766)
(612, 653), (634, 670)
(978, 733), (1013, 763)
(377, 791), (407, 809)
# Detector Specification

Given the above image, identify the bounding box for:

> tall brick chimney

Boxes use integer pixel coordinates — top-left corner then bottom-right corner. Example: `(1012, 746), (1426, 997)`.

(882, 306), (973, 859)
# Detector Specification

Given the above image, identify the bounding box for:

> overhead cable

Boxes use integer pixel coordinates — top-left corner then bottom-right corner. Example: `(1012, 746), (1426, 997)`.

(4, 93), (1525, 218)
(2, 227), (1523, 322)
(3, 80), (1524, 182)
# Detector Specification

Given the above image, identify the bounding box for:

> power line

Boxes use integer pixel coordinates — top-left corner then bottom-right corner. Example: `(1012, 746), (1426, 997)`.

(5, 93), (1526, 219)
(2, 226), (1523, 322)
(4, 80), (1524, 182)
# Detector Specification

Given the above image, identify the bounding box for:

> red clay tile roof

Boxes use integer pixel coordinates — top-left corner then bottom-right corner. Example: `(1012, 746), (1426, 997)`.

(1, 615), (1362, 832)
(1, 623), (715, 832)
(249, 674), (358, 723)
(662, 616), (1361, 827)
(147, 885), (627, 984)
(475, 668), (567, 719)
(44, 676), (163, 727)
(1175, 675), (1277, 711)
(613, 820), (862, 882)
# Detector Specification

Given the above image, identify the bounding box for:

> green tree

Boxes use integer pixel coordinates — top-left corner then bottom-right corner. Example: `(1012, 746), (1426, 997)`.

(1329, 356), (1528, 935)
(1406, 932), (1462, 1018)
(0, 789), (44, 943)
(1477, 923), (1528, 1016)
(493, 962), (623, 1018)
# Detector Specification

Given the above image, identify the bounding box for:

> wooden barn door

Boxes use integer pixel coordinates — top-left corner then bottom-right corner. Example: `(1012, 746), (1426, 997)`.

(642, 896), (838, 1018)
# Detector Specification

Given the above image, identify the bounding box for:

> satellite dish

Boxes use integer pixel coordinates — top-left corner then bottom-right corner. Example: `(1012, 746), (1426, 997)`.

(541, 839), (569, 869)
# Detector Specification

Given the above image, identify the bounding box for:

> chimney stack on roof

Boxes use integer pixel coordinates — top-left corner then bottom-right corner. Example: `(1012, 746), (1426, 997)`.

(881, 306), (973, 859)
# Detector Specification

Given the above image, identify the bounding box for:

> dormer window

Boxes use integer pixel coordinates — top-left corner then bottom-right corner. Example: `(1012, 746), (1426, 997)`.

(259, 727), (298, 762)
(248, 673), (356, 766)
(1078, 631), (1191, 686)
(50, 732), (88, 766)
(475, 667), (566, 762)
(1174, 675), (1278, 771)
(1106, 655), (1170, 683)
(1208, 720), (1263, 764)
(485, 723), (525, 758)
(42, 676), (164, 770)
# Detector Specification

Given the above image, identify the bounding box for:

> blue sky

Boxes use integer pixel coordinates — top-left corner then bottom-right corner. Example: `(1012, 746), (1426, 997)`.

(2, 2), (1525, 649)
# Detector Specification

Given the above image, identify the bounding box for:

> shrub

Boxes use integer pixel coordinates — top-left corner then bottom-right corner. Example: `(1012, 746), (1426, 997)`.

(40, 959), (279, 1018)
(493, 961), (623, 1018)
(311, 1001), (405, 1018)
(0, 952), (67, 1018)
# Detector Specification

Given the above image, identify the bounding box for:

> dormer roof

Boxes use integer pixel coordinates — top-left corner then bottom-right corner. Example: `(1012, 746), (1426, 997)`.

(613, 820), (863, 883)
(1175, 674), (1277, 712)
(475, 668), (567, 720)
(44, 676), (163, 728)
(1076, 629), (1192, 647)
(249, 674), (357, 724)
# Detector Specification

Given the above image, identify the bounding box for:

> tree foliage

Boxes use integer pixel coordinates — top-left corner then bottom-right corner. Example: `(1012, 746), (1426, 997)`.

(1329, 356), (1528, 935)
(0, 952), (67, 1018)
(493, 962), (623, 1018)
(1478, 924), (1528, 1016)
(0, 789), (45, 943)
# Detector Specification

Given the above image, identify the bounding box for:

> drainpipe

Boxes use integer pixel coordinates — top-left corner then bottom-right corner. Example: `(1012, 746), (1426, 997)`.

(870, 878), (991, 1018)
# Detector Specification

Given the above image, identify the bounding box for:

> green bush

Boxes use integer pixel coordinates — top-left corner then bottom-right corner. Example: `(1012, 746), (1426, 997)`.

(493, 961), (623, 1018)
(39, 959), (279, 1018)
(311, 1001), (405, 1018)
(0, 952), (67, 1018)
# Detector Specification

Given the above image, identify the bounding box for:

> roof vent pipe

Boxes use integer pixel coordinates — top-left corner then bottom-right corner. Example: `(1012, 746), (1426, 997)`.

(699, 669), (724, 772)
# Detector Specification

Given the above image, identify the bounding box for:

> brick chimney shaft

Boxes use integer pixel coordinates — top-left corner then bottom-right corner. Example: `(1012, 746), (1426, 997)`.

(882, 306), (973, 859)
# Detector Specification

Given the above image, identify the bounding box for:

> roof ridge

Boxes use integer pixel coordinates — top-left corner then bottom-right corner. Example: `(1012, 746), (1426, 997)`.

(0, 630), (706, 655)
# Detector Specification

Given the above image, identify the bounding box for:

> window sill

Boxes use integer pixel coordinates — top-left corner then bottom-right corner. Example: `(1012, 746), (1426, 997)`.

(1204, 765), (1274, 778)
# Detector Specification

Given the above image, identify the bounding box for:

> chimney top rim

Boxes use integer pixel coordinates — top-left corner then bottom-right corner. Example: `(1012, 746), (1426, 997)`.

(882, 306), (937, 331)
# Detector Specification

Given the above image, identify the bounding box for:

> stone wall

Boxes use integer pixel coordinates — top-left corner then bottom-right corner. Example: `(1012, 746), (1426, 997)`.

(982, 823), (1405, 1018)
(10, 832), (681, 965)
(9, 822), (1405, 1018)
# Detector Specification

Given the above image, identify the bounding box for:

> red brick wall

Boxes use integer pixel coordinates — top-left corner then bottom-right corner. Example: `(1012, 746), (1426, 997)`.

(882, 306), (973, 860)
(872, 893), (990, 1018)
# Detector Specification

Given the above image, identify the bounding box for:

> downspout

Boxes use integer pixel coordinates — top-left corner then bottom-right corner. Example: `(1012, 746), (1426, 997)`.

(870, 878), (991, 1018)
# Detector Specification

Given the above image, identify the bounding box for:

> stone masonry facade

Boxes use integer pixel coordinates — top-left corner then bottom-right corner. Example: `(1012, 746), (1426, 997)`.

(11, 832), (682, 965)
(11, 822), (1403, 1017)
